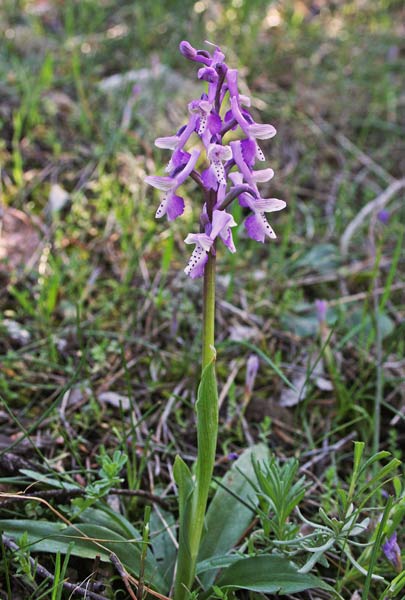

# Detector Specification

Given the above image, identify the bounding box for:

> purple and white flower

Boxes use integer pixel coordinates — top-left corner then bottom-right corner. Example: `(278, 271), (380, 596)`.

(184, 209), (237, 278)
(145, 40), (285, 277)
(145, 149), (200, 221)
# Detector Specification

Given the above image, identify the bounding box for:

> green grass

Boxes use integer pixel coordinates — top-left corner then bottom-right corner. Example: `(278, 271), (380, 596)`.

(0, 0), (404, 598)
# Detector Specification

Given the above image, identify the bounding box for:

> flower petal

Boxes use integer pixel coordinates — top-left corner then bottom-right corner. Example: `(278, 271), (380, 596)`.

(224, 109), (238, 129)
(248, 123), (277, 139)
(226, 69), (239, 97)
(210, 209), (236, 240)
(245, 213), (276, 242)
(219, 225), (236, 253)
(155, 193), (185, 221)
(184, 246), (209, 278)
(255, 142), (266, 162)
(207, 143), (232, 161)
(166, 149), (190, 173)
(254, 198), (286, 212)
(240, 138), (257, 167)
(166, 194), (185, 221)
(197, 114), (208, 135)
(155, 135), (179, 150)
(184, 233), (213, 252)
(174, 148), (200, 187)
(179, 41), (212, 65)
(230, 140), (253, 182)
(198, 67), (218, 83)
(230, 96), (249, 136)
(239, 94), (251, 107)
(145, 175), (175, 192)
(229, 172), (243, 186)
(252, 168), (274, 183)
(201, 167), (219, 191)
(208, 112), (222, 135)
(211, 159), (226, 185)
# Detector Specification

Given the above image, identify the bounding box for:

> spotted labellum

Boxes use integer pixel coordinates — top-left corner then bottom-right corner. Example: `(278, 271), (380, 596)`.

(145, 40), (286, 278)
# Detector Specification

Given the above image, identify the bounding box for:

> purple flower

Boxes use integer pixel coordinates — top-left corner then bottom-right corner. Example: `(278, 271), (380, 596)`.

(179, 41), (212, 66)
(229, 167), (285, 243)
(145, 149), (200, 221)
(377, 209), (390, 224)
(184, 210), (236, 278)
(382, 532), (402, 571)
(315, 299), (328, 324)
(145, 41), (285, 277)
(207, 144), (232, 185)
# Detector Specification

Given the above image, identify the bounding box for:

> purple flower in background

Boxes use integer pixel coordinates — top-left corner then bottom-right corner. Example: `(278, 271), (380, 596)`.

(145, 41), (286, 277)
(377, 209), (390, 224)
(382, 532), (402, 571)
(315, 299), (328, 324)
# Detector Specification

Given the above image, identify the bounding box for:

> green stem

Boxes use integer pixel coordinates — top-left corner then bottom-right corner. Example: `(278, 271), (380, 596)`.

(174, 251), (218, 599)
(202, 251), (216, 369)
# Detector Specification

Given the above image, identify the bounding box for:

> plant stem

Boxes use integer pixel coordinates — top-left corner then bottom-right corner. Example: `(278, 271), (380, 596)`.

(202, 251), (216, 369)
(174, 250), (218, 599)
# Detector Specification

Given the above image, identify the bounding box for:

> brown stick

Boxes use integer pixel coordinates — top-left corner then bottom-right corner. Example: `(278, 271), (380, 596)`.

(110, 552), (138, 600)
(0, 487), (169, 509)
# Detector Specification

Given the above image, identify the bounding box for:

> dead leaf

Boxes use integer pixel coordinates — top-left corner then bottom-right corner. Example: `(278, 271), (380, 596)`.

(98, 392), (130, 411)
(47, 183), (70, 214)
(2, 319), (31, 345)
(0, 206), (41, 274)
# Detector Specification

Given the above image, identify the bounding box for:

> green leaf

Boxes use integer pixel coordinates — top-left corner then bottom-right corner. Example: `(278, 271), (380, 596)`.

(173, 456), (195, 596)
(0, 519), (167, 593)
(292, 243), (340, 273)
(150, 506), (177, 588)
(281, 312), (320, 338)
(19, 469), (79, 491)
(195, 358), (219, 496)
(173, 455), (195, 578)
(347, 309), (395, 342)
(173, 455), (194, 546)
(358, 458), (401, 497)
(197, 554), (242, 575)
(215, 554), (335, 594)
(198, 444), (269, 587)
(79, 506), (141, 541)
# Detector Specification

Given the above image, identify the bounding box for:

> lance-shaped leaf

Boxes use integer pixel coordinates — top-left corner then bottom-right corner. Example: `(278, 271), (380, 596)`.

(197, 444), (269, 587)
(0, 519), (167, 593)
(173, 454), (195, 594)
(215, 554), (338, 595)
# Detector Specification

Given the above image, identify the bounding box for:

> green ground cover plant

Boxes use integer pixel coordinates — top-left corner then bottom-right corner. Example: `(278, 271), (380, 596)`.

(0, 1), (404, 598)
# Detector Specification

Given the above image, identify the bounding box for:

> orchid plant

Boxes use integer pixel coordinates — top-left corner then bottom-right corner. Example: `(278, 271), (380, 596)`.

(145, 40), (285, 599)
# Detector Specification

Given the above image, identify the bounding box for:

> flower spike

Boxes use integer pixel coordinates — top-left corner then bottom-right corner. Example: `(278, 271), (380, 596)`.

(145, 40), (285, 276)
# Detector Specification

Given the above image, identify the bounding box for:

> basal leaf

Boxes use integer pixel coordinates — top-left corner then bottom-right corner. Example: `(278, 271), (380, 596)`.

(198, 444), (269, 587)
(150, 507), (177, 588)
(216, 554), (336, 595)
(195, 358), (218, 495)
(0, 519), (167, 593)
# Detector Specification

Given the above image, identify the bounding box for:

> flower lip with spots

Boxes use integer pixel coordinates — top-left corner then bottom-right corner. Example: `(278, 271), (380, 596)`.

(184, 209), (237, 278)
(144, 40), (285, 277)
